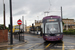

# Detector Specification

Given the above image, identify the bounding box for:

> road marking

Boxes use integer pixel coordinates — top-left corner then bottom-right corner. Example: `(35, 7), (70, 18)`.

(65, 42), (75, 45)
(27, 43), (41, 49)
(45, 43), (51, 48)
(62, 42), (64, 50)
(10, 49), (26, 50)
(13, 45), (25, 49)
(12, 42), (28, 49)
(50, 49), (61, 50)
(25, 34), (42, 38)
(32, 49), (44, 50)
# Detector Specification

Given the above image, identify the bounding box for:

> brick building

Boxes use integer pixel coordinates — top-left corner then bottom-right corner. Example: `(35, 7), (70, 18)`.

(35, 20), (42, 27)
(26, 25), (32, 32)
(62, 19), (75, 30)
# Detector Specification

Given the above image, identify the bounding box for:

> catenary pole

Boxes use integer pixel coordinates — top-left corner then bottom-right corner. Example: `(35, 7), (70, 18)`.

(61, 6), (63, 20)
(22, 16), (24, 32)
(3, 0), (5, 29)
(9, 0), (13, 44)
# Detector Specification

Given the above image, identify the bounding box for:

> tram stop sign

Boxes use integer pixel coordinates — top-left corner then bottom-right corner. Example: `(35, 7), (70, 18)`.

(17, 19), (22, 25)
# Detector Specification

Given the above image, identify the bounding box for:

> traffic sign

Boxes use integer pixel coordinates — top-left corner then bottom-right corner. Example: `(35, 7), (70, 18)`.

(17, 19), (22, 25)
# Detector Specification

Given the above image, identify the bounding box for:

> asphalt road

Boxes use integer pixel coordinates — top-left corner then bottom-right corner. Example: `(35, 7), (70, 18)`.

(1, 33), (75, 50)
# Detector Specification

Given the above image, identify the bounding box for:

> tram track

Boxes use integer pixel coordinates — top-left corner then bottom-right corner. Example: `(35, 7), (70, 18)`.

(44, 42), (57, 50)
(27, 41), (61, 50)
(27, 42), (44, 50)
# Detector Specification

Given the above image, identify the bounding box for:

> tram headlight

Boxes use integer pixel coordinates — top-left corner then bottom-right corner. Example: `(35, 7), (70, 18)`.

(56, 34), (60, 36)
(45, 35), (48, 36)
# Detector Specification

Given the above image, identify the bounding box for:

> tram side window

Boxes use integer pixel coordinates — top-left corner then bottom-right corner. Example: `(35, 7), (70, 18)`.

(41, 23), (44, 34)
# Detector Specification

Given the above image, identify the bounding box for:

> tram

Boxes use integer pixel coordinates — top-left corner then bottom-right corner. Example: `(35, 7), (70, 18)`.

(42, 15), (63, 41)
(9, 25), (24, 33)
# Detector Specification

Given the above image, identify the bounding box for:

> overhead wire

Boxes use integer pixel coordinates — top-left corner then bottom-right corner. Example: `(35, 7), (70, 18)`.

(48, 0), (51, 11)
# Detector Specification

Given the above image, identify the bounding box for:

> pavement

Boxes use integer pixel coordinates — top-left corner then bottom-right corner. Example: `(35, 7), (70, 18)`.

(0, 33), (27, 48)
(0, 32), (41, 49)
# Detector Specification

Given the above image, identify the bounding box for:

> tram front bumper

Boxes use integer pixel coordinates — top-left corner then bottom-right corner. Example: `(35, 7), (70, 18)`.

(43, 35), (63, 41)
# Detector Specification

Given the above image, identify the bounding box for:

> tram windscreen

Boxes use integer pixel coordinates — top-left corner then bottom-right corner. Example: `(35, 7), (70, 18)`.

(45, 22), (60, 34)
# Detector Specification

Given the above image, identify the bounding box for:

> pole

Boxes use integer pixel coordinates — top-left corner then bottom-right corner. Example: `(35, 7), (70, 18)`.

(19, 25), (20, 41)
(22, 16), (24, 42)
(3, 0), (5, 29)
(61, 7), (63, 21)
(9, 0), (13, 44)
(61, 6), (63, 32)
(25, 20), (27, 32)
(22, 16), (24, 32)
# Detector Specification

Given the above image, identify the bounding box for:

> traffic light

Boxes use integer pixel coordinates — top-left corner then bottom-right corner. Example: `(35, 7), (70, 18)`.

(32, 23), (35, 31)
(9, 24), (11, 29)
(9, 24), (13, 29)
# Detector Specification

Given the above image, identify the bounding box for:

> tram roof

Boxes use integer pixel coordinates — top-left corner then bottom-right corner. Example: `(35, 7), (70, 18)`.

(43, 15), (61, 20)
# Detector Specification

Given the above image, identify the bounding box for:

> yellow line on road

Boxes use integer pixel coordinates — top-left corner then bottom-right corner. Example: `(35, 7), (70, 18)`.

(50, 49), (63, 50)
(45, 43), (51, 48)
(9, 49), (26, 50)
(62, 42), (64, 50)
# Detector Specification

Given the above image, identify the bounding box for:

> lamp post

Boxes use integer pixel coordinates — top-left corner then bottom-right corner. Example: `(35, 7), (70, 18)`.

(9, 0), (13, 45)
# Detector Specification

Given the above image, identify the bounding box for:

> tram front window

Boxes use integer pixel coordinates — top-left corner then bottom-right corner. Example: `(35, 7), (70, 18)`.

(45, 22), (60, 34)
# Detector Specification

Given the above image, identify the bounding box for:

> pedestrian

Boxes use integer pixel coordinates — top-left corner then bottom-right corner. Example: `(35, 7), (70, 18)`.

(40, 28), (42, 36)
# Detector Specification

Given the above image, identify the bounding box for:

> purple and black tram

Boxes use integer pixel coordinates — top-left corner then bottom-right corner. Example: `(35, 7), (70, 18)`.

(42, 15), (63, 41)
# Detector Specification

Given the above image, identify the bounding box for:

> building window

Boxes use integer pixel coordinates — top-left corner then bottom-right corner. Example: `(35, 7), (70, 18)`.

(68, 26), (70, 28)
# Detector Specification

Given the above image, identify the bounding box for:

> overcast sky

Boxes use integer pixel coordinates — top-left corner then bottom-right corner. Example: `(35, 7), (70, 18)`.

(0, 0), (75, 27)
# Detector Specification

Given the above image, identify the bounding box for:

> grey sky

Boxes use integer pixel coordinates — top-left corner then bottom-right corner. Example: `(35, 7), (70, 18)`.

(0, 0), (75, 27)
